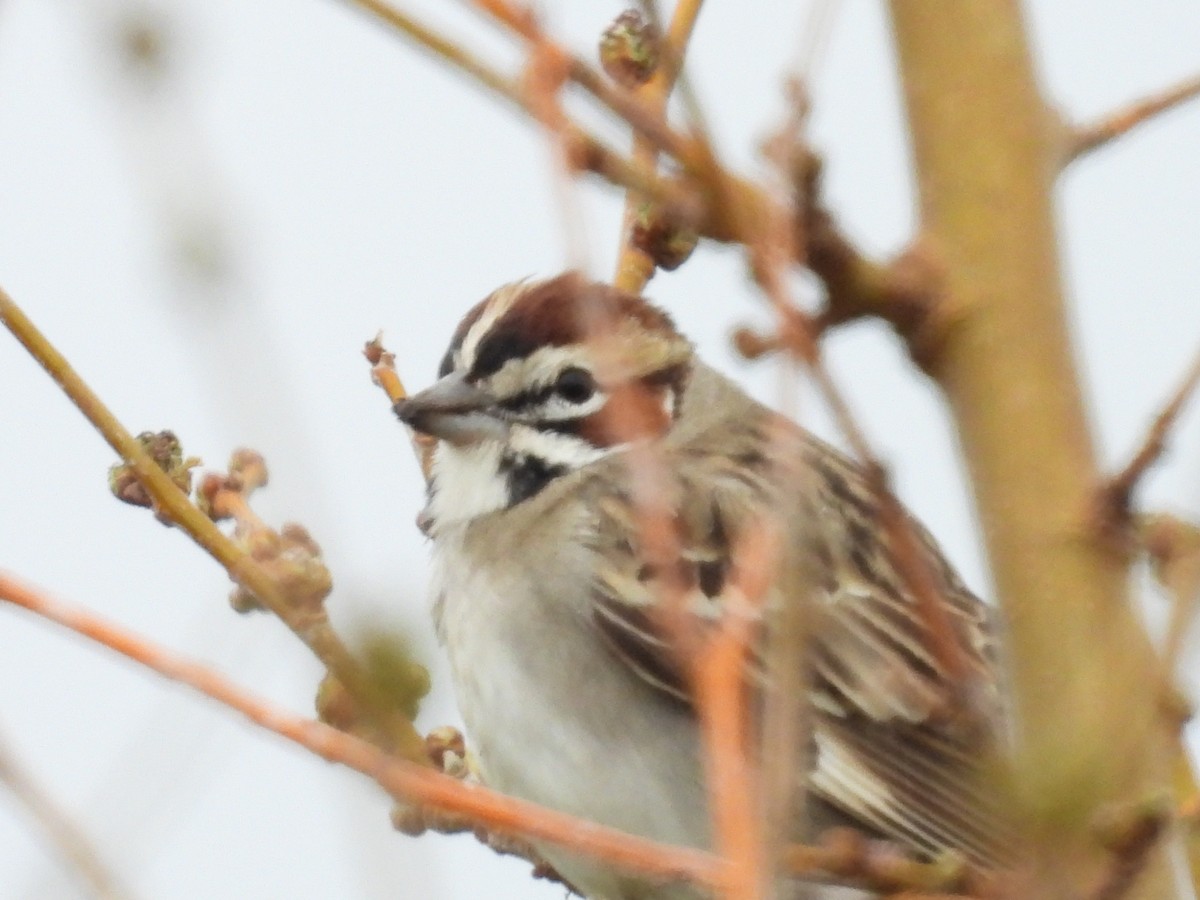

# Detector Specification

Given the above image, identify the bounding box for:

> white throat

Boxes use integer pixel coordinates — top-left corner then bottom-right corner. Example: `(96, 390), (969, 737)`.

(427, 441), (510, 530)
(426, 426), (617, 531)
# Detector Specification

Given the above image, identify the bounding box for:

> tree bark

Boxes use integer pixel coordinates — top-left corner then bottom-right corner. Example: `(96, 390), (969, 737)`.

(886, 3), (1179, 896)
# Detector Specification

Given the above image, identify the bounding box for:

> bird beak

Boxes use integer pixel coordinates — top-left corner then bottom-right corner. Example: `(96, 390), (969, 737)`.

(394, 372), (509, 446)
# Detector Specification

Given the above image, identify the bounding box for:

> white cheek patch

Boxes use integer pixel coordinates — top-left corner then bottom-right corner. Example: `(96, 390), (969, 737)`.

(507, 425), (614, 469)
(428, 441), (511, 528)
(427, 428), (616, 529)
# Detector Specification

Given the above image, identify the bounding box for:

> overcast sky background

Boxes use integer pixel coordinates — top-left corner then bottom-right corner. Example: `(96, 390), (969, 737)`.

(1, 1), (1199, 897)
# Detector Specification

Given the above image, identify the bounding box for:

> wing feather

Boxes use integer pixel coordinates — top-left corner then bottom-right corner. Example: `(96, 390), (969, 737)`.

(582, 367), (1010, 866)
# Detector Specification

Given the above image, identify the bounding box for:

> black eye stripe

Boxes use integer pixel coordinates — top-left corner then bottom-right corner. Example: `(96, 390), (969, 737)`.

(497, 375), (599, 415)
(498, 386), (555, 412)
(535, 418), (583, 437)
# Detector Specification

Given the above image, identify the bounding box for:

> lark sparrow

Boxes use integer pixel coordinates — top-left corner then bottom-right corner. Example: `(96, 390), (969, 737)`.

(395, 273), (1008, 898)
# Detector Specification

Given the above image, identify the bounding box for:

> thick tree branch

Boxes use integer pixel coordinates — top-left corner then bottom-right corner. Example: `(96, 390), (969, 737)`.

(1065, 73), (1200, 165)
(886, 4), (1178, 897)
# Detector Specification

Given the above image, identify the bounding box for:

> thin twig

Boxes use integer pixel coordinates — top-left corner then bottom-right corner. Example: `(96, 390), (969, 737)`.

(343, 0), (768, 247)
(0, 571), (724, 891)
(462, 0), (769, 252)
(0, 733), (133, 900)
(691, 523), (781, 900)
(342, 0), (700, 225)
(754, 121), (978, 714)
(365, 334), (436, 483)
(0, 572), (988, 896)
(613, 0), (706, 292)
(1066, 73), (1200, 164)
(468, 0), (694, 165)
(392, 801), (574, 890)
(792, 149), (942, 362)
(784, 829), (995, 897)
(1139, 514), (1200, 713)
(343, 0), (519, 103)
(1101, 344), (1200, 528)
(521, 19), (591, 269)
(0, 288), (426, 762)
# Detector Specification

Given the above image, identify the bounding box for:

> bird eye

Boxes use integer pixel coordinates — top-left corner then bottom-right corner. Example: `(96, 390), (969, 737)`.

(554, 367), (596, 404)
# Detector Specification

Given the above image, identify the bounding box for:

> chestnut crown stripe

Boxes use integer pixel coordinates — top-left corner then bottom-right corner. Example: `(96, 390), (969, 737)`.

(439, 273), (685, 383)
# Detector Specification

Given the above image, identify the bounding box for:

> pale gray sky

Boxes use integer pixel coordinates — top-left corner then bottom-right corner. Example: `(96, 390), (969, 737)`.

(1, 1), (1198, 897)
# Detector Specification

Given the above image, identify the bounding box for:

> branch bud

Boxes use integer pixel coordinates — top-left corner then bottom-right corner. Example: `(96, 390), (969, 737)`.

(599, 10), (660, 88)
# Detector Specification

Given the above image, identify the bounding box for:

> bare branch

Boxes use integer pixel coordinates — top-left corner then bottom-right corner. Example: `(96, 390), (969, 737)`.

(0, 287), (427, 762)
(393, 801), (575, 891)
(1066, 73), (1200, 165)
(341, 0), (703, 227)
(342, 1), (778, 252)
(1100, 344), (1200, 531)
(0, 568), (999, 900)
(1139, 514), (1200, 703)
(0, 734), (132, 900)
(785, 827), (999, 897)
(787, 145), (943, 366)
(610, 2), (706, 292)
(344, 0), (519, 103)
(1087, 802), (1170, 900)
(365, 335), (436, 485)
(467, 0), (694, 164)
(690, 522), (783, 900)
(0, 572), (724, 891)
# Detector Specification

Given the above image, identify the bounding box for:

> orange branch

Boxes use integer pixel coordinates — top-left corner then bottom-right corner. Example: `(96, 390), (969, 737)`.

(691, 524), (780, 900)
(694, 624), (764, 900)
(343, 0), (700, 225)
(364, 335), (436, 484)
(0, 287), (426, 762)
(1066, 73), (1200, 164)
(0, 559), (991, 893)
(469, 0), (695, 165)
(0, 571), (724, 890)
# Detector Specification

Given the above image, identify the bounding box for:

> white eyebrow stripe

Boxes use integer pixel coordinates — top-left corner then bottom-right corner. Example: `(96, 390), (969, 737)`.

(487, 345), (591, 400)
(459, 280), (535, 372)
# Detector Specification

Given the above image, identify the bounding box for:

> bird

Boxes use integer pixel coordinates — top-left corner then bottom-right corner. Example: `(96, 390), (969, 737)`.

(394, 272), (1010, 898)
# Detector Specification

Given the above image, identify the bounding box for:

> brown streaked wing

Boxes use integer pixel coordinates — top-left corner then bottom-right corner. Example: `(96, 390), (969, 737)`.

(580, 379), (1008, 863)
